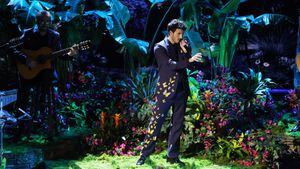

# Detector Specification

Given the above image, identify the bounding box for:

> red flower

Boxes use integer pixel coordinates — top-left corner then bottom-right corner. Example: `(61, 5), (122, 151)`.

(263, 150), (269, 160)
(238, 160), (253, 166)
(252, 150), (258, 158)
(204, 140), (212, 151)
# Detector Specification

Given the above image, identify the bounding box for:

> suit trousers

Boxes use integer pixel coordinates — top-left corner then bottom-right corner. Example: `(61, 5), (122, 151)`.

(140, 90), (188, 158)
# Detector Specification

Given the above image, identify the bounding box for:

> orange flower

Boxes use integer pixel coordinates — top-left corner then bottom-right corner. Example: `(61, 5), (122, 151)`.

(113, 113), (121, 128)
(204, 90), (214, 103)
(101, 112), (106, 129)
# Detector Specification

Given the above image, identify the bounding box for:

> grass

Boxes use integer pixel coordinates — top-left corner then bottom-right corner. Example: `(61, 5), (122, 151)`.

(46, 151), (242, 169)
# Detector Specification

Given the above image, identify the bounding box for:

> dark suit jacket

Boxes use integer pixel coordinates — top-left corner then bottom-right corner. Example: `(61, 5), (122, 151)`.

(9, 26), (62, 64)
(154, 37), (191, 101)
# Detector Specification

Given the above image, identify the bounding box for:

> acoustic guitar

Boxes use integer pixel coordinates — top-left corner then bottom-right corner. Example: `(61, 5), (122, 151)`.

(16, 40), (91, 79)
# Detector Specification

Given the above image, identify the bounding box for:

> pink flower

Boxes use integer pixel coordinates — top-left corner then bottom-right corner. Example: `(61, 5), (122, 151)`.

(265, 130), (271, 134)
(120, 143), (126, 149)
(228, 87), (237, 94)
(132, 127), (136, 132)
(259, 136), (265, 142)
(268, 120), (272, 125)
(135, 146), (142, 151)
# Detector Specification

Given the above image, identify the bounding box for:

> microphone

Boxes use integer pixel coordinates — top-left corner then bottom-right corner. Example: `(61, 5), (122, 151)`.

(180, 38), (191, 54)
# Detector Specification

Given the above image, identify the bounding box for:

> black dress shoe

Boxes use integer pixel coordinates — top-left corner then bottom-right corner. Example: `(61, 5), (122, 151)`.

(167, 157), (185, 166)
(136, 156), (147, 165)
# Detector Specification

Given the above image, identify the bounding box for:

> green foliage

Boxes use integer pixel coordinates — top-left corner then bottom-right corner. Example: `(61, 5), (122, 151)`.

(122, 38), (149, 66)
(123, 67), (158, 123)
(61, 101), (87, 128)
(181, 70), (204, 151)
(234, 69), (274, 101)
(47, 151), (234, 169)
(179, 1), (292, 69)
(1, 158), (6, 169)
(181, 0), (198, 30)
(185, 29), (204, 56)
(208, 0), (241, 38)
(216, 134), (246, 160)
(218, 16), (253, 67)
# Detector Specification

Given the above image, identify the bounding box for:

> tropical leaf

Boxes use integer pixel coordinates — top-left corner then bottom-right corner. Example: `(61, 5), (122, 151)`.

(26, 0), (54, 21)
(180, 0), (198, 30)
(219, 0), (240, 14)
(104, 0), (130, 28)
(218, 16), (252, 67)
(208, 0), (241, 38)
(148, 0), (166, 4)
(55, 11), (79, 22)
(252, 13), (293, 26)
(65, 0), (83, 13)
(185, 29), (204, 56)
(122, 38), (149, 66)
(7, 0), (29, 9)
(84, 10), (126, 44)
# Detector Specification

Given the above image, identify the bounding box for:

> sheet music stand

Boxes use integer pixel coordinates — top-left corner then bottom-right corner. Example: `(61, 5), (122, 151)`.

(0, 89), (17, 164)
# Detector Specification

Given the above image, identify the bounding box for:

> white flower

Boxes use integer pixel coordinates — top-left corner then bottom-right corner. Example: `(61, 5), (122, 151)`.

(263, 62), (270, 67)
(255, 59), (261, 65)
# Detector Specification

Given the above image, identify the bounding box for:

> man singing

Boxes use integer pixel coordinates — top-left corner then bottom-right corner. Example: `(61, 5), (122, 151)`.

(136, 19), (202, 166)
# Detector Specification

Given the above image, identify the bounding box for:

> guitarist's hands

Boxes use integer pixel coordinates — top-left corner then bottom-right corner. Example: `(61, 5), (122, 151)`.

(26, 58), (37, 68)
(67, 46), (78, 56)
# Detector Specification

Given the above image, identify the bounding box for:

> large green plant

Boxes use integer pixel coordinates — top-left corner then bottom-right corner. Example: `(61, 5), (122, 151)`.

(85, 0), (149, 66)
(180, 70), (206, 151)
(216, 134), (246, 160)
(123, 67), (158, 123)
(233, 68), (274, 128)
(234, 68), (274, 102)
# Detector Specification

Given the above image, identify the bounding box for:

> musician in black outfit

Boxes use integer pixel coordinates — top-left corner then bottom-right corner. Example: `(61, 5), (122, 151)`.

(136, 19), (202, 166)
(9, 10), (76, 140)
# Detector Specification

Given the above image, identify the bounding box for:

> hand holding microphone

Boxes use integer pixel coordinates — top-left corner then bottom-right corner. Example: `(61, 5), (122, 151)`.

(179, 38), (190, 54)
(180, 38), (203, 63)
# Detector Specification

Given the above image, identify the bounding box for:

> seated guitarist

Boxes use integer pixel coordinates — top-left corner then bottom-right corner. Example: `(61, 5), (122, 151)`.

(9, 10), (77, 141)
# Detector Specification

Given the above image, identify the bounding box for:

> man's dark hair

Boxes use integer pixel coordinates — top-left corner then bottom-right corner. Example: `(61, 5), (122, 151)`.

(167, 19), (187, 33)
(36, 10), (51, 21)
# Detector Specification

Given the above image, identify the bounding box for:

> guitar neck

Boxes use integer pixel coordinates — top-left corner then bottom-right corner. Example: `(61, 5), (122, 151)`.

(49, 47), (72, 59)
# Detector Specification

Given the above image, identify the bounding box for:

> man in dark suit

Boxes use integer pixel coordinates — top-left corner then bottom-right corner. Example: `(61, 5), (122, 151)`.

(9, 10), (76, 140)
(136, 19), (202, 166)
